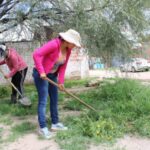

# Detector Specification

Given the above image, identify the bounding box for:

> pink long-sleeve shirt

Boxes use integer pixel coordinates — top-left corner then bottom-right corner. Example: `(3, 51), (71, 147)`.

(33, 38), (71, 84)
(0, 48), (27, 78)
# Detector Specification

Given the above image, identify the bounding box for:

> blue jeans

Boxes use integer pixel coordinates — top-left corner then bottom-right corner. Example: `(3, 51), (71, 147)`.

(32, 68), (59, 128)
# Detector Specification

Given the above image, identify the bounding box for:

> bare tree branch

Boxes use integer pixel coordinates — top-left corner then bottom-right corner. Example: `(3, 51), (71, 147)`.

(0, 0), (19, 18)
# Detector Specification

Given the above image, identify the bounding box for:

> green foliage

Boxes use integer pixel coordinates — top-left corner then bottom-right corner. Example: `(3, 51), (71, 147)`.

(0, 115), (13, 125)
(0, 127), (3, 141)
(0, 86), (9, 98)
(77, 116), (123, 141)
(62, 0), (149, 66)
(0, 99), (37, 116)
(0, 85), (38, 116)
(1, 0), (149, 67)
(56, 116), (90, 150)
(65, 78), (91, 88)
(64, 78), (150, 144)
(8, 121), (35, 142)
(12, 121), (35, 134)
(1, 79), (150, 149)
(98, 79), (142, 102)
(133, 116), (150, 137)
(88, 79), (150, 136)
(143, 0), (150, 8)
(24, 84), (37, 94)
(63, 97), (82, 111)
(57, 131), (88, 150)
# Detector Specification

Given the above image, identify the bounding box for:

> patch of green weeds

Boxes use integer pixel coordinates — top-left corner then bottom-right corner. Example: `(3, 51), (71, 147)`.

(0, 86), (10, 98)
(1, 79), (150, 150)
(132, 116), (150, 137)
(57, 78), (150, 149)
(63, 98), (82, 111)
(0, 127), (3, 133)
(56, 119), (91, 150)
(57, 133), (89, 150)
(59, 92), (66, 102)
(0, 115), (13, 125)
(0, 127), (3, 142)
(78, 116), (123, 141)
(0, 84), (38, 116)
(8, 121), (35, 142)
(0, 102), (37, 116)
(64, 78), (92, 88)
(24, 83), (36, 94)
(12, 121), (35, 133)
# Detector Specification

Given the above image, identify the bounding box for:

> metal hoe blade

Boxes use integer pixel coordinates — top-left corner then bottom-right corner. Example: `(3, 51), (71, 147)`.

(0, 67), (32, 106)
(19, 97), (32, 106)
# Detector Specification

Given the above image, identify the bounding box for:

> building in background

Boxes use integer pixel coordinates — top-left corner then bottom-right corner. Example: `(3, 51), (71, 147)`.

(0, 41), (89, 85)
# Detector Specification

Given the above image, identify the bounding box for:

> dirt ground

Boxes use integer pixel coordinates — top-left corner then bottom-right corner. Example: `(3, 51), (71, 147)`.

(1, 131), (150, 150)
(1, 133), (60, 150)
(89, 135), (150, 150)
(89, 69), (150, 81)
(1, 107), (150, 150)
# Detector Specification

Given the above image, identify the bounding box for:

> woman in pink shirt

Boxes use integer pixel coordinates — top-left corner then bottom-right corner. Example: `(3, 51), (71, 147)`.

(32, 29), (81, 139)
(0, 43), (28, 104)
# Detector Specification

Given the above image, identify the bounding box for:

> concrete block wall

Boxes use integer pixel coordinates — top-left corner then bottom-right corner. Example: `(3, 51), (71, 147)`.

(0, 41), (89, 85)
(0, 41), (39, 85)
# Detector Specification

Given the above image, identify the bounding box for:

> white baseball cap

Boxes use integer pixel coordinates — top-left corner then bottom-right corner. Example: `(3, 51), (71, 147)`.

(0, 43), (6, 57)
(0, 44), (6, 51)
(59, 29), (81, 47)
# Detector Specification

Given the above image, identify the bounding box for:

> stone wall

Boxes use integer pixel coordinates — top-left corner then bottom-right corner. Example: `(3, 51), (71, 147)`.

(0, 41), (89, 85)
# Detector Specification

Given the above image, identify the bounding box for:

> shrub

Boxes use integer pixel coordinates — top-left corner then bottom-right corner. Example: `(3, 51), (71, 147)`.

(0, 87), (9, 98)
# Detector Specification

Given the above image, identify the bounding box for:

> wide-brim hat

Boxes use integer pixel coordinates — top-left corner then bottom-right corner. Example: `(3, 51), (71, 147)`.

(59, 29), (81, 47)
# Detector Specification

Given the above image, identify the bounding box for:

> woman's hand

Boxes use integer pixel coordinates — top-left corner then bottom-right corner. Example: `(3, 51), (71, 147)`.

(4, 74), (9, 79)
(58, 84), (65, 91)
(40, 73), (47, 80)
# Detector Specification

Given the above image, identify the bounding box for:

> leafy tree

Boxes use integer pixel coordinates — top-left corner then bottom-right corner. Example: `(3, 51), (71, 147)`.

(0, 0), (149, 66)
(64, 0), (150, 66)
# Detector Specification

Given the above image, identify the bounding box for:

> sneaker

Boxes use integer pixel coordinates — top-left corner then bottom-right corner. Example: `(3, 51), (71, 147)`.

(51, 123), (68, 131)
(39, 127), (52, 139)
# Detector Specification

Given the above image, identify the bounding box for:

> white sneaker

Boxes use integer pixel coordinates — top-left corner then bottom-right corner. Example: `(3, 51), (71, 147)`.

(39, 127), (52, 139)
(51, 123), (68, 131)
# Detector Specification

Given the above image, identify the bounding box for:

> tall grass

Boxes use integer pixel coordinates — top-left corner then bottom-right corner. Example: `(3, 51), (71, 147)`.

(0, 84), (38, 116)
(64, 78), (92, 88)
(61, 78), (150, 149)
(1, 78), (150, 150)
